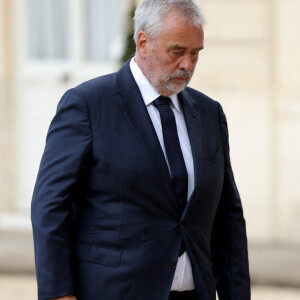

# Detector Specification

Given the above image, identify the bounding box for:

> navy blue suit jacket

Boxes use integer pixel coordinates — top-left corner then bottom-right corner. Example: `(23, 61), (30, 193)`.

(31, 61), (250, 300)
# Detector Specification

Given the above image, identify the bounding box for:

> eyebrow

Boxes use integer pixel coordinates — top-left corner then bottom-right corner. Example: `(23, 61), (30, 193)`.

(167, 45), (204, 51)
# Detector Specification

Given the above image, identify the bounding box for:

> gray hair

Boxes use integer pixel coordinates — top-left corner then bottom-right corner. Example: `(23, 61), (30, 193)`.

(133, 0), (205, 43)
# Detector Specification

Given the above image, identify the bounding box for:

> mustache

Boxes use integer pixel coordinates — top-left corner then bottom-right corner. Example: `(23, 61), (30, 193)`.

(169, 70), (193, 80)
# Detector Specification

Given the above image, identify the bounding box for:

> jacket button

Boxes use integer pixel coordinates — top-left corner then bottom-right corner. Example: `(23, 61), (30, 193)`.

(169, 261), (177, 269)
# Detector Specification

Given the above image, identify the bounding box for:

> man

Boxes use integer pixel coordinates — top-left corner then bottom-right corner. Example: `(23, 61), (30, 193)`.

(31, 0), (251, 299)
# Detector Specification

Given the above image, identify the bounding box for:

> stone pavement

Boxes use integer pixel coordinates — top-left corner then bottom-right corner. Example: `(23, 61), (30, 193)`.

(0, 228), (300, 288)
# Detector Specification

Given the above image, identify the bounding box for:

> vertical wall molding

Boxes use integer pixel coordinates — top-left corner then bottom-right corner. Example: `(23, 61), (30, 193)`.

(267, 0), (280, 243)
(0, 0), (14, 211)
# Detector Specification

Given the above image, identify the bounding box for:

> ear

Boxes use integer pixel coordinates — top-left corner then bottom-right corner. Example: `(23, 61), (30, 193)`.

(136, 31), (150, 59)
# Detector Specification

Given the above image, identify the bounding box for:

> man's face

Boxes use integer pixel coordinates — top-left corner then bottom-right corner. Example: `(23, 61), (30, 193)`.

(141, 13), (204, 96)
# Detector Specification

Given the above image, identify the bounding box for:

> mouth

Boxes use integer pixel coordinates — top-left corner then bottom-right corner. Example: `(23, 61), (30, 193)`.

(173, 77), (187, 82)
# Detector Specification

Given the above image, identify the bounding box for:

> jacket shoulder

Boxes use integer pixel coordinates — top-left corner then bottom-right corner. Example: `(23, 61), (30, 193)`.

(73, 72), (118, 98)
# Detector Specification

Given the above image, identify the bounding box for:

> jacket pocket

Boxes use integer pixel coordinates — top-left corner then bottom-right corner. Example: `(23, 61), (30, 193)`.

(75, 242), (122, 267)
(205, 145), (221, 159)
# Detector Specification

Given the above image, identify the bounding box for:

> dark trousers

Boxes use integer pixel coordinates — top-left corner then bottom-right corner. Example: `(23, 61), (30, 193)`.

(169, 290), (197, 300)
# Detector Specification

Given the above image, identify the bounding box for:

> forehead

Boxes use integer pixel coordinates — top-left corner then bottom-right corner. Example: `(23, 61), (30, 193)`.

(156, 12), (204, 48)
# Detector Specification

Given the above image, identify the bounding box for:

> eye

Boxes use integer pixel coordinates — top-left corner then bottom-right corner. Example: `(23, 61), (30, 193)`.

(170, 50), (185, 57)
(172, 51), (181, 56)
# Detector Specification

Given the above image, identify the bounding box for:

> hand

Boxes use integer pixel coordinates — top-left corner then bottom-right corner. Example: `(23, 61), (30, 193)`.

(50, 296), (77, 300)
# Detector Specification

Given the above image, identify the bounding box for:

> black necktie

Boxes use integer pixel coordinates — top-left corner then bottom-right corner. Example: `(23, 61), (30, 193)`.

(153, 96), (188, 215)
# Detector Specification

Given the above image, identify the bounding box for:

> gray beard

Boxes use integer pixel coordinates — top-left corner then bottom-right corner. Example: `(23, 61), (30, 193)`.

(160, 76), (190, 94)
(144, 66), (193, 95)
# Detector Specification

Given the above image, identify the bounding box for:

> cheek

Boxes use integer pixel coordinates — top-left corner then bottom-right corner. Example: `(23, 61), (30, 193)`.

(193, 57), (199, 67)
(170, 61), (183, 73)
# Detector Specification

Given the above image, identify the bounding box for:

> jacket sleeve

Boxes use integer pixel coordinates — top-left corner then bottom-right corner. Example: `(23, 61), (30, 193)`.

(31, 88), (92, 300)
(211, 103), (251, 300)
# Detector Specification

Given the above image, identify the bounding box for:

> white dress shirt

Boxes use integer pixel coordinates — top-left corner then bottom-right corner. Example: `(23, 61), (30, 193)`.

(130, 58), (195, 291)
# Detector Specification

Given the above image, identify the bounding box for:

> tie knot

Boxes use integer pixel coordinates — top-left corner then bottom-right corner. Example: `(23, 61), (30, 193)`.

(153, 96), (171, 108)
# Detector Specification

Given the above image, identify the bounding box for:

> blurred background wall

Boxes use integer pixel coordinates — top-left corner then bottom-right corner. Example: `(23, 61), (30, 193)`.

(194, 0), (300, 246)
(0, 0), (299, 291)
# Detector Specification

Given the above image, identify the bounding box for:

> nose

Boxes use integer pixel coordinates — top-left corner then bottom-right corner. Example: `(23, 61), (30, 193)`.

(178, 54), (194, 72)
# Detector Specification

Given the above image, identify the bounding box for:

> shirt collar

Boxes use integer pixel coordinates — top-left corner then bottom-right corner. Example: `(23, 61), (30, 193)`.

(129, 58), (182, 113)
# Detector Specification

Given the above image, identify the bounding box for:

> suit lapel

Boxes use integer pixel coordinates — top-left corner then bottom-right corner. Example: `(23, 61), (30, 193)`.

(115, 62), (180, 214)
(179, 90), (205, 217)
